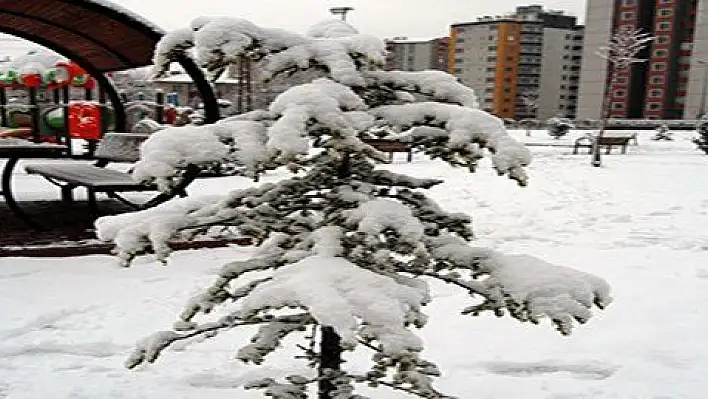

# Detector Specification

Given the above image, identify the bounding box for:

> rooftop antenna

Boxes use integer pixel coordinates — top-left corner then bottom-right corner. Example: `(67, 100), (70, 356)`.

(329, 6), (354, 21)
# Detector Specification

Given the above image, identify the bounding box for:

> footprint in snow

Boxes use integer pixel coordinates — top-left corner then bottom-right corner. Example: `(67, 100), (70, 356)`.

(481, 360), (618, 380)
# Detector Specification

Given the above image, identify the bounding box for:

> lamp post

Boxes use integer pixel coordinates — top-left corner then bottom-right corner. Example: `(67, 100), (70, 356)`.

(329, 6), (354, 21)
(696, 60), (708, 119)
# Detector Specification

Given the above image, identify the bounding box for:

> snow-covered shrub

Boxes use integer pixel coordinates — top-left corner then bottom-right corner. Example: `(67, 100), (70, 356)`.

(652, 124), (672, 141)
(546, 117), (574, 139)
(101, 18), (611, 398)
(695, 118), (708, 154)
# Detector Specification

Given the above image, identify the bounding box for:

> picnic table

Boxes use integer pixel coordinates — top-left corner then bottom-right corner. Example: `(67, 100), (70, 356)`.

(0, 138), (69, 228)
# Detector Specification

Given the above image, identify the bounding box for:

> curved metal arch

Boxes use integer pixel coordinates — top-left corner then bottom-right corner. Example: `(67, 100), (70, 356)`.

(0, 27), (127, 132)
(75, 0), (221, 123)
(0, 0), (220, 124)
(176, 55), (220, 124)
(1, 10), (135, 67)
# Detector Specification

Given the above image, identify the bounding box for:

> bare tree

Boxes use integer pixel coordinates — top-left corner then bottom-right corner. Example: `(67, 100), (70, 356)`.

(592, 26), (654, 167)
(519, 90), (540, 136)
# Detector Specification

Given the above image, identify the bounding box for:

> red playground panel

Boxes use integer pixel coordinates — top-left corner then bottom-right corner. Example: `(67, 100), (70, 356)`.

(68, 102), (101, 140)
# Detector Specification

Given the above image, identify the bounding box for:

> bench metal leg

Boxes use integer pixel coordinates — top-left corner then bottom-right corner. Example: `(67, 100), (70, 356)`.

(621, 145), (627, 154)
(87, 188), (98, 216)
(407, 150), (413, 162)
(1, 156), (42, 229)
(61, 186), (75, 204)
(605, 145), (612, 155)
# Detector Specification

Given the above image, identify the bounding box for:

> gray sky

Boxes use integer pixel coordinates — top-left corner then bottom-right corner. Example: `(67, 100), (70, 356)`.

(0, 0), (587, 57)
(112, 0), (587, 39)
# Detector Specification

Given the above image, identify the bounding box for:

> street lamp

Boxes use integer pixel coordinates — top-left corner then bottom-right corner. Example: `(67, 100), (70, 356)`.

(329, 6), (354, 21)
(696, 59), (708, 119)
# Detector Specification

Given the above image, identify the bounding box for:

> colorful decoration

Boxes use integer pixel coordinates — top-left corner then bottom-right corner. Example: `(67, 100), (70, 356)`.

(68, 102), (102, 140)
(20, 72), (43, 88)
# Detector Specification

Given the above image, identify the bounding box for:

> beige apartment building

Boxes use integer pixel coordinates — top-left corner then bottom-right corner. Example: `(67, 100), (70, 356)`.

(449, 5), (584, 120)
(384, 37), (449, 72)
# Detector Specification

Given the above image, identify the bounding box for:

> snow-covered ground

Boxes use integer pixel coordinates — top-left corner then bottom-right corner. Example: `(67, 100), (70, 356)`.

(1, 129), (707, 398)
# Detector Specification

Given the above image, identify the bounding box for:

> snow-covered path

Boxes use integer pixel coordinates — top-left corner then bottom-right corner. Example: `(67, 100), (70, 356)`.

(1, 130), (707, 398)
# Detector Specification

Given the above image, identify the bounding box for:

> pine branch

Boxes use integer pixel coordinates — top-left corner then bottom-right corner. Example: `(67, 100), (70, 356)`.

(348, 374), (456, 399)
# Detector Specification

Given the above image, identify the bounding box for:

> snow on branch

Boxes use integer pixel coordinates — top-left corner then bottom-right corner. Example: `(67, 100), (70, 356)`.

(153, 17), (385, 85)
(596, 26), (654, 69)
(425, 235), (612, 335)
(365, 70), (479, 107)
(267, 78), (367, 158)
(374, 103), (532, 185)
(152, 28), (195, 77)
(237, 254), (428, 356)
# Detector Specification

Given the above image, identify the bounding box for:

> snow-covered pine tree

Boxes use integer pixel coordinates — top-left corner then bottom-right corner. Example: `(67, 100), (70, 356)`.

(695, 118), (708, 154)
(97, 18), (611, 398)
(546, 117), (574, 139)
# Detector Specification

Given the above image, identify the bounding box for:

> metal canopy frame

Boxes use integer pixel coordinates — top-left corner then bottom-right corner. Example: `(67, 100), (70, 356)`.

(0, 0), (220, 131)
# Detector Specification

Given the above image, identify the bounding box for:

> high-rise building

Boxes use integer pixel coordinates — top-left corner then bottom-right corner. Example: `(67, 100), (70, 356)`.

(578, 0), (706, 120)
(385, 37), (449, 72)
(449, 5), (583, 120)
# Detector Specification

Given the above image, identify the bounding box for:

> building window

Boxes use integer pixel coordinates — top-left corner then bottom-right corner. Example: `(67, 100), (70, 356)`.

(653, 49), (668, 58)
(488, 46), (497, 51)
(489, 25), (498, 30)
(612, 102), (625, 109)
(622, 0), (637, 5)
(657, 36), (670, 44)
(488, 35), (495, 40)
(647, 103), (661, 110)
(621, 12), (634, 20)
(650, 76), (665, 84)
(652, 63), (666, 71)
(455, 48), (464, 53)
(658, 8), (672, 17)
(657, 22), (671, 31)
(614, 90), (626, 97)
(649, 89), (663, 97)
(487, 56), (497, 62)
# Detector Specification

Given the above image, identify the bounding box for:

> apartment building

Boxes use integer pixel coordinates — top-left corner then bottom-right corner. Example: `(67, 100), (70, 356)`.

(449, 5), (583, 120)
(385, 37), (449, 72)
(578, 0), (706, 120)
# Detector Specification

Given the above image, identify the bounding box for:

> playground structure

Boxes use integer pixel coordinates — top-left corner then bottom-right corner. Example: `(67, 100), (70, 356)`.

(0, 57), (120, 154)
(0, 0), (221, 147)
(0, 53), (217, 155)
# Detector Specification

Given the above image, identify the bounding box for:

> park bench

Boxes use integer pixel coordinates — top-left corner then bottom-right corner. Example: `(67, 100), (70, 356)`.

(362, 138), (413, 162)
(24, 132), (200, 215)
(573, 132), (637, 155)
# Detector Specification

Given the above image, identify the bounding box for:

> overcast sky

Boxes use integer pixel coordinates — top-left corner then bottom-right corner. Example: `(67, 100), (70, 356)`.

(0, 0), (587, 57)
(111, 0), (587, 39)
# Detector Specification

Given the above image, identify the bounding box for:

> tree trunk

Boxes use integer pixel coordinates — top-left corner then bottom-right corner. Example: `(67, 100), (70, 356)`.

(317, 153), (350, 398)
(318, 326), (343, 398)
